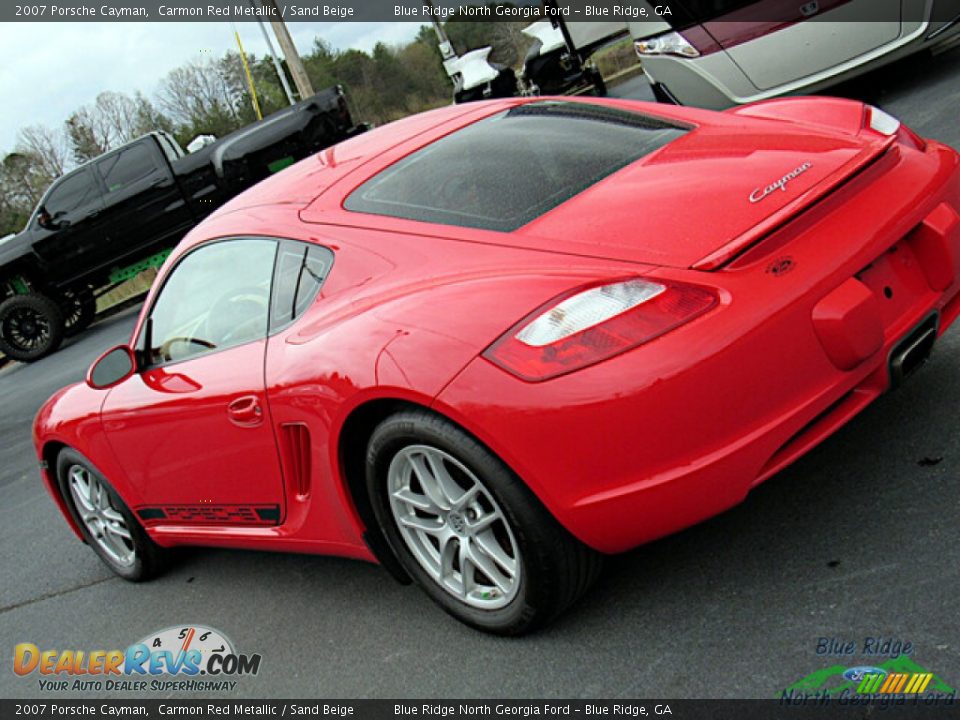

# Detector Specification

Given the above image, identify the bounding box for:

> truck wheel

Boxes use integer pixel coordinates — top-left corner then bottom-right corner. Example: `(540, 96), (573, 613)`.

(60, 287), (97, 336)
(587, 67), (607, 97)
(0, 293), (65, 362)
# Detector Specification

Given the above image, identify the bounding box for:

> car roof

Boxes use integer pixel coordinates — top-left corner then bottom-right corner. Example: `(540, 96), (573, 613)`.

(341, 101), (689, 233)
(211, 97), (716, 222)
(188, 96), (721, 265)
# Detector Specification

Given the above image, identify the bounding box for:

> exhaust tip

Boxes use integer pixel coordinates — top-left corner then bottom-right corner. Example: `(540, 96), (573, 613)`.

(889, 313), (938, 390)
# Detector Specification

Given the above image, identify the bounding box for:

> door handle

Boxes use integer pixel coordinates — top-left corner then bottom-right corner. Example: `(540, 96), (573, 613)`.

(227, 395), (263, 426)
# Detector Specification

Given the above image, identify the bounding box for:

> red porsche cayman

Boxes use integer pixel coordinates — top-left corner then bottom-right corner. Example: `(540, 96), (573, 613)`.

(34, 97), (960, 634)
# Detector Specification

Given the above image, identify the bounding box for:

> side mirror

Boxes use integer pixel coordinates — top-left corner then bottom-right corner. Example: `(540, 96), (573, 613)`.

(38, 209), (68, 230)
(86, 345), (136, 390)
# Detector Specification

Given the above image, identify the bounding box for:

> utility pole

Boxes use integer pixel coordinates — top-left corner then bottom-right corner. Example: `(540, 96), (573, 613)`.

(424, 0), (456, 61)
(233, 26), (263, 120)
(259, 0), (314, 100)
(249, 0), (295, 105)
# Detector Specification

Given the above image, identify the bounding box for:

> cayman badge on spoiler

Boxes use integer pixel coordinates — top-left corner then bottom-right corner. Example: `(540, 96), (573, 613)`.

(750, 161), (814, 203)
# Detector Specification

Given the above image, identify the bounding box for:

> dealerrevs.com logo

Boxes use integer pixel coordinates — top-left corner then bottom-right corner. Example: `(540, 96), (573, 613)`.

(13, 624), (261, 692)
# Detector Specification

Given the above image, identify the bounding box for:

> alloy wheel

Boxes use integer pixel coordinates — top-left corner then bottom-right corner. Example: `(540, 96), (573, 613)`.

(67, 464), (136, 567)
(387, 444), (521, 609)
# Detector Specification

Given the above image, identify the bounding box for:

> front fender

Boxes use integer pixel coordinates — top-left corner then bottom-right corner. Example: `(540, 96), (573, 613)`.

(33, 382), (135, 541)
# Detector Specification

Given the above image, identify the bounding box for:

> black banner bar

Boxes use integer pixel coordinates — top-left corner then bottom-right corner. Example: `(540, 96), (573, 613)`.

(2, 699), (960, 720)
(3, 0), (960, 23)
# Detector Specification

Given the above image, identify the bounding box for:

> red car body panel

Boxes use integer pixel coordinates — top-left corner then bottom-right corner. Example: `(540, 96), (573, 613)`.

(33, 96), (960, 561)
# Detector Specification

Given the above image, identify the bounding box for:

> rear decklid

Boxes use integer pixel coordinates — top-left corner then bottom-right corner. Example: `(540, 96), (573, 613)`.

(301, 98), (892, 270)
(522, 111), (892, 268)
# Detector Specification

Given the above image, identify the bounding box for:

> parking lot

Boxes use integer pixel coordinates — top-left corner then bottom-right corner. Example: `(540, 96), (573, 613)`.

(2, 47), (959, 699)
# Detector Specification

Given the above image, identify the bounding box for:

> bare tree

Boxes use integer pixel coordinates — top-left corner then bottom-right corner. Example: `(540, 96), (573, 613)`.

(1, 152), (47, 209)
(65, 91), (170, 163)
(96, 91), (140, 143)
(16, 125), (69, 179)
(65, 105), (113, 163)
(156, 56), (246, 136)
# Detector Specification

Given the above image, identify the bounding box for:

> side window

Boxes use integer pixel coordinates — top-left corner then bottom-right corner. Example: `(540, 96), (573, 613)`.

(295, 247), (333, 317)
(43, 169), (99, 218)
(158, 135), (182, 163)
(96, 143), (155, 193)
(145, 239), (277, 365)
(269, 242), (333, 331)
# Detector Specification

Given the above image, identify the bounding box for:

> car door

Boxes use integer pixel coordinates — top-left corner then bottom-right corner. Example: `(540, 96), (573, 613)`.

(260, 241), (350, 537)
(95, 139), (194, 263)
(101, 238), (286, 525)
(32, 167), (107, 273)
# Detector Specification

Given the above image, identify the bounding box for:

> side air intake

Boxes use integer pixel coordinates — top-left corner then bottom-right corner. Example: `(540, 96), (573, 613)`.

(281, 423), (312, 499)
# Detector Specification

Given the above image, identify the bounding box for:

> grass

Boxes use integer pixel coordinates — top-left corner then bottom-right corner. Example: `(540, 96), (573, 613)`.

(94, 270), (156, 314)
(592, 38), (641, 78)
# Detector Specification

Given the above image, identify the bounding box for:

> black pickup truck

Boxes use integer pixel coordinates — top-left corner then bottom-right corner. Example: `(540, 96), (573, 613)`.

(0, 86), (364, 362)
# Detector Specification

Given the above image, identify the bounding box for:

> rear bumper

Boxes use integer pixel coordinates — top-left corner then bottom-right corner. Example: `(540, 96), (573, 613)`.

(639, 20), (954, 109)
(435, 140), (960, 553)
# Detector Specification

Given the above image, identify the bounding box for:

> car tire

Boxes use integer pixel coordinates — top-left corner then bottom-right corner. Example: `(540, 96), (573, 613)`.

(0, 292), (65, 362)
(60, 287), (97, 336)
(366, 409), (602, 635)
(56, 448), (169, 582)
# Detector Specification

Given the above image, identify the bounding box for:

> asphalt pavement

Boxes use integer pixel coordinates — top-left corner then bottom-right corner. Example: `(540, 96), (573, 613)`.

(2, 48), (959, 699)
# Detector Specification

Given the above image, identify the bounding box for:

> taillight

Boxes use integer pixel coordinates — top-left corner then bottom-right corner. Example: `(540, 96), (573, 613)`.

(483, 278), (719, 382)
(863, 105), (925, 150)
(865, 106), (900, 136)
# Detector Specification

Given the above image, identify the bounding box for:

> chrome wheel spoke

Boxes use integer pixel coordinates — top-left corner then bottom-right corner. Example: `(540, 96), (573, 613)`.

(438, 533), (458, 584)
(408, 453), (450, 511)
(398, 514), (444, 535)
(104, 520), (132, 541)
(452, 483), (481, 511)
(69, 469), (95, 514)
(392, 487), (437, 513)
(73, 491), (96, 521)
(458, 539), (474, 598)
(467, 509), (500, 533)
(466, 540), (511, 593)
(422, 452), (466, 506)
(101, 507), (124, 524)
(95, 482), (111, 511)
(474, 530), (518, 578)
(88, 478), (102, 510)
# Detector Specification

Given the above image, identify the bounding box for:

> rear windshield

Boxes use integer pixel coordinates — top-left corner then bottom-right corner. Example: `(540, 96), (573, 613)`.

(344, 102), (689, 232)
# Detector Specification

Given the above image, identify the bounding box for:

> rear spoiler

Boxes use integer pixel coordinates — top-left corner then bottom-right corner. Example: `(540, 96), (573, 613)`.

(692, 135), (897, 270)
